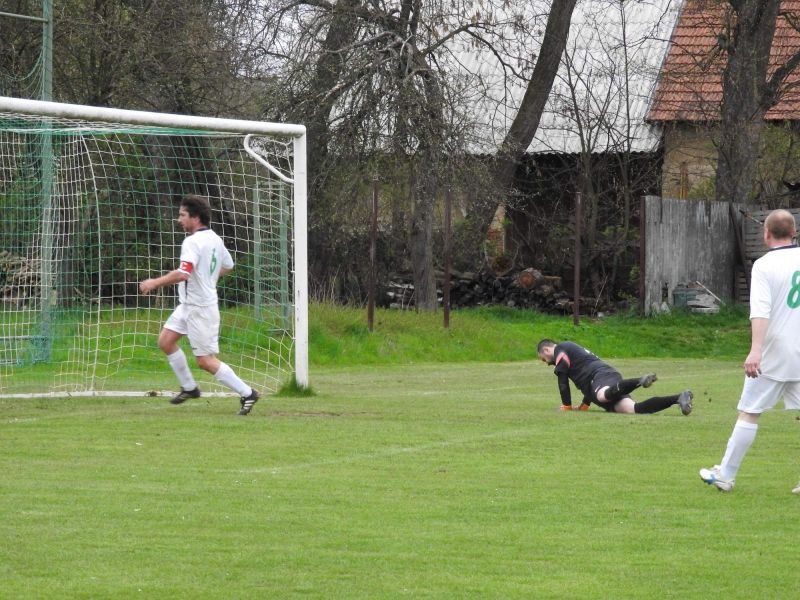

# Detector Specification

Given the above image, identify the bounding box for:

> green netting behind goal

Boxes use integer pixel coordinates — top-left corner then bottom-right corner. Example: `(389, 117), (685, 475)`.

(0, 102), (304, 396)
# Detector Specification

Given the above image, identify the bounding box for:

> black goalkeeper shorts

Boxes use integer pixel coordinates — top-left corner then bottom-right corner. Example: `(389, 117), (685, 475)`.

(590, 369), (624, 411)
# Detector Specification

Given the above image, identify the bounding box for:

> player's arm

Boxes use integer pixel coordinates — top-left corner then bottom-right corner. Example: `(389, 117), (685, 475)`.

(218, 245), (234, 278)
(139, 268), (189, 294)
(557, 372), (573, 410)
(744, 317), (769, 377)
(745, 265), (770, 378)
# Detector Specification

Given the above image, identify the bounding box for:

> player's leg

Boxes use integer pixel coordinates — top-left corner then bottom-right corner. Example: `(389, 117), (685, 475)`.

(700, 377), (782, 491)
(160, 307), (200, 403)
(195, 353), (260, 416)
(594, 385), (611, 403)
(188, 306), (259, 415)
(611, 397), (636, 413)
(201, 356), (260, 415)
(633, 391), (693, 415)
(593, 371), (663, 411)
(593, 386), (634, 414)
(715, 412), (759, 483)
(609, 391), (692, 415)
(158, 327), (183, 355)
(604, 373), (658, 403)
(593, 372), (623, 405)
(194, 353), (250, 395)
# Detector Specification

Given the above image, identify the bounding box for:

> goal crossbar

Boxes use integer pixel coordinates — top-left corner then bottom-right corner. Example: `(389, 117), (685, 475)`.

(0, 96), (306, 137)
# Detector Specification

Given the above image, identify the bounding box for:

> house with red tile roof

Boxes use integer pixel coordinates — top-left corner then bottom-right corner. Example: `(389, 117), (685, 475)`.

(648, 0), (800, 200)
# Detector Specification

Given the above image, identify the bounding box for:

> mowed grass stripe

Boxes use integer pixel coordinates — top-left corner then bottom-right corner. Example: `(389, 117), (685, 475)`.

(3, 358), (800, 598)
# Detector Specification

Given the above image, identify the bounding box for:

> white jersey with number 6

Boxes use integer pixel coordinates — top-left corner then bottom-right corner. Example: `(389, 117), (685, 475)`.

(749, 245), (800, 380)
(176, 228), (234, 307)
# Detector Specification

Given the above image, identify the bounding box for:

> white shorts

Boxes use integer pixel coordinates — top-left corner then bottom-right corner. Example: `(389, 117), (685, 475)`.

(164, 303), (220, 357)
(737, 375), (800, 413)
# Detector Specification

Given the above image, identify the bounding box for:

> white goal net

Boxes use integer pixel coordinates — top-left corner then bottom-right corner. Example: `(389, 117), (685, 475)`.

(0, 96), (308, 397)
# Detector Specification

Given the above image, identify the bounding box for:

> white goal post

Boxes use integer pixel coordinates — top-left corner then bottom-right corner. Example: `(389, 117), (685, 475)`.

(0, 96), (308, 397)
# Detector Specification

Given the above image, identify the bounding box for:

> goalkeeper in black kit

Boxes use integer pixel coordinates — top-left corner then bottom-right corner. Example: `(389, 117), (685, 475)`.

(537, 339), (693, 415)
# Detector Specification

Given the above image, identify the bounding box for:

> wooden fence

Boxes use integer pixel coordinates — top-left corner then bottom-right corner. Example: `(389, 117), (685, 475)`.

(640, 196), (742, 315)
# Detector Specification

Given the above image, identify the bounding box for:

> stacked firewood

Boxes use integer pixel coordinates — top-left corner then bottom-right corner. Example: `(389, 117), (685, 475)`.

(0, 251), (40, 305)
(385, 267), (573, 313)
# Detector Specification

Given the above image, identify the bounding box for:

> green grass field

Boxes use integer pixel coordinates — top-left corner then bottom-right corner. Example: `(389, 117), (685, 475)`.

(3, 343), (800, 597)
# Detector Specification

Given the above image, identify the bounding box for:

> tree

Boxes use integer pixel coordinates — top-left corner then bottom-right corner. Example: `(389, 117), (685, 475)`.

(443, 0), (576, 282)
(53, 1), (263, 116)
(259, 1), (562, 309)
(0, 1), (45, 98)
(715, 0), (800, 204)
(552, 0), (672, 302)
(1, 0), (278, 284)
(488, 0), (577, 210)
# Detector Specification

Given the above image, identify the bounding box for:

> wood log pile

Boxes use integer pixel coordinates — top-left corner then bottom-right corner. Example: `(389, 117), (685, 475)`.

(0, 251), (41, 306)
(385, 267), (574, 313)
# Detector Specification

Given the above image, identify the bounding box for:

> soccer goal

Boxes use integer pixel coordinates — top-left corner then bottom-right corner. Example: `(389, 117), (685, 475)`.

(0, 96), (308, 397)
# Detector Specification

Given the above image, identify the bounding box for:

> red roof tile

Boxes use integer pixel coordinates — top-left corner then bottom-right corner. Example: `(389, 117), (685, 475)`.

(648, 0), (800, 121)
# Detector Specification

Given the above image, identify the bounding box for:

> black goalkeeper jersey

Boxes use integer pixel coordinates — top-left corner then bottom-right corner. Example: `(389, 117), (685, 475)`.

(552, 341), (619, 401)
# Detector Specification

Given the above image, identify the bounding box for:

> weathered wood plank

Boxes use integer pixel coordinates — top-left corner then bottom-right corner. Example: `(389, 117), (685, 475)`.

(742, 208), (800, 260)
(643, 196), (739, 314)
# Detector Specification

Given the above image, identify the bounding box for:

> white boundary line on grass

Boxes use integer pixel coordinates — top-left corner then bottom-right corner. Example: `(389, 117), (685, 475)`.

(237, 427), (535, 476)
(0, 390), (237, 399)
(0, 394), (241, 424)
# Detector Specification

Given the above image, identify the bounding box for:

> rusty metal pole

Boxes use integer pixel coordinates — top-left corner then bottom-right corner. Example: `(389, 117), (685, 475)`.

(639, 196), (646, 315)
(443, 188), (452, 328)
(573, 191), (582, 326)
(367, 178), (378, 332)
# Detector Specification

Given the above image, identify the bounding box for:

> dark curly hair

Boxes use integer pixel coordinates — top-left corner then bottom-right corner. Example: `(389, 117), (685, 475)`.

(180, 194), (211, 226)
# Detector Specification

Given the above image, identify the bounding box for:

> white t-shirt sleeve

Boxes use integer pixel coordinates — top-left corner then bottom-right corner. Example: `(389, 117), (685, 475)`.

(221, 244), (234, 270)
(749, 247), (800, 380)
(749, 262), (771, 320)
(179, 237), (199, 275)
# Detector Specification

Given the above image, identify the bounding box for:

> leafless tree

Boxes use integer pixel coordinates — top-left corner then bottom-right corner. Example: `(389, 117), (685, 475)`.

(8, 1), (652, 309)
(256, 0), (567, 309)
(557, 0), (675, 301)
(484, 0), (577, 223)
(0, 1), (44, 98)
(715, 0), (800, 205)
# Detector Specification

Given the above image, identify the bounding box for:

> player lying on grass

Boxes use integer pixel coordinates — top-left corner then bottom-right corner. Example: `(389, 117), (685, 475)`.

(139, 194), (260, 416)
(537, 339), (693, 415)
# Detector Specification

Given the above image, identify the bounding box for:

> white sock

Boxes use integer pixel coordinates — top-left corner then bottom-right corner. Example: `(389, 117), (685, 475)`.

(214, 362), (252, 397)
(166, 349), (197, 391)
(720, 421), (758, 480)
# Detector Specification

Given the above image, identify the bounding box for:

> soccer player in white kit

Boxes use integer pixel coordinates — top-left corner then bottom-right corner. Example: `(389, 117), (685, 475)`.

(139, 195), (260, 415)
(700, 209), (800, 492)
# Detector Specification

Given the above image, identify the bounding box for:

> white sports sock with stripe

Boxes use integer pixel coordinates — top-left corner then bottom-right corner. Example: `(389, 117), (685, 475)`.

(214, 362), (252, 397)
(166, 349), (197, 391)
(720, 420), (758, 480)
